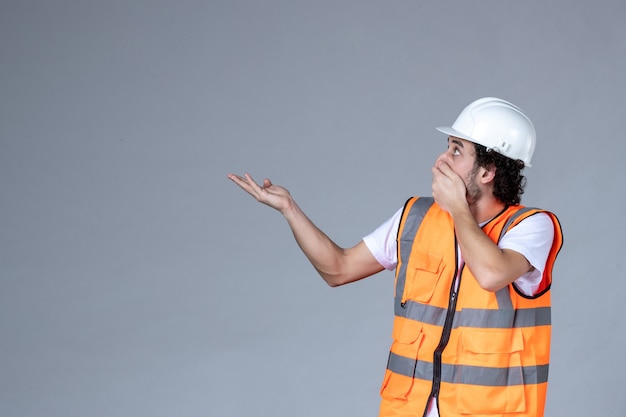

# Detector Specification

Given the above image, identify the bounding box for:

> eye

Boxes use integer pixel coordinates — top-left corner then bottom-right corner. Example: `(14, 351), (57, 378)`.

(453, 148), (461, 156)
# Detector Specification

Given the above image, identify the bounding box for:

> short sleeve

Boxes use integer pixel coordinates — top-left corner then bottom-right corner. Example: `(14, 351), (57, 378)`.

(362, 208), (403, 270)
(499, 212), (555, 296)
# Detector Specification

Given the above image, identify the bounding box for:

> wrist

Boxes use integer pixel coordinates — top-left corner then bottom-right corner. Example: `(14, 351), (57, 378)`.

(447, 200), (470, 219)
(280, 198), (300, 220)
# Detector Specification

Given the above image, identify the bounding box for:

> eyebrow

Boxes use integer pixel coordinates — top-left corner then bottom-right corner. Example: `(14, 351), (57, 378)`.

(450, 137), (465, 148)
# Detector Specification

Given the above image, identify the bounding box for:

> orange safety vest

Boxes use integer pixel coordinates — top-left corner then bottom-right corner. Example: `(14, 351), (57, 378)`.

(379, 197), (563, 417)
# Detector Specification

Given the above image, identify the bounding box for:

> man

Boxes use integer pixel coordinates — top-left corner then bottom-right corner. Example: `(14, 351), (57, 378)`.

(228, 97), (563, 417)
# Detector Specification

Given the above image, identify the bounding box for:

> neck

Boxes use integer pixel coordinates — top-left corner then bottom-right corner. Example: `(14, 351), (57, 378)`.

(469, 195), (506, 224)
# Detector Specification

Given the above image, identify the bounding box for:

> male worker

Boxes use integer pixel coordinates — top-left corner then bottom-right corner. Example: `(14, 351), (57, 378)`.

(227, 97), (563, 417)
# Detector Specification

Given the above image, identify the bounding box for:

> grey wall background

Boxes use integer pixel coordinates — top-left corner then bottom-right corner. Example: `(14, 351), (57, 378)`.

(1, 1), (624, 416)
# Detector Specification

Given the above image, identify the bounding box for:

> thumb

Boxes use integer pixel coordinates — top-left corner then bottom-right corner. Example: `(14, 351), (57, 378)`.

(436, 160), (453, 174)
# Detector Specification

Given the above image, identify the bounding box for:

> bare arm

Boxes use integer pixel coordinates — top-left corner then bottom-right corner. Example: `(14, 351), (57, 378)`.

(446, 209), (531, 292)
(227, 173), (384, 286)
(431, 162), (531, 292)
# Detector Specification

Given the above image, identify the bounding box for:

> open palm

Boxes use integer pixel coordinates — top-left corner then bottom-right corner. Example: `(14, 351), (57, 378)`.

(227, 173), (292, 213)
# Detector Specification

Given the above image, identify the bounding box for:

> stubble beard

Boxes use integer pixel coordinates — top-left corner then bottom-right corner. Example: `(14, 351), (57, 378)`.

(465, 165), (482, 206)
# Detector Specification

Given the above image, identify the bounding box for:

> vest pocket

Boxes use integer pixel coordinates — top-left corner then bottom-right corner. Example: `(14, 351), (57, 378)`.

(456, 328), (526, 414)
(404, 251), (443, 303)
(380, 320), (425, 400)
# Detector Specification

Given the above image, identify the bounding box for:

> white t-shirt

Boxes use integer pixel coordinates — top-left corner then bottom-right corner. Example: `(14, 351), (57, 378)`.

(364, 207), (555, 417)
(363, 207), (555, 296)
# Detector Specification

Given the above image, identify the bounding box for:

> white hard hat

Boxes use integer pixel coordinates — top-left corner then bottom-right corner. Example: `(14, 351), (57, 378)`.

(436, 97), (536, 167)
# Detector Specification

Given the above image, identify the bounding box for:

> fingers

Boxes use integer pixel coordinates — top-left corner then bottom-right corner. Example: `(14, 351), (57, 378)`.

(434, 160), (455, 177)
(227, 173), (250, 189)
(431, 164), (448, 187)
(228, 172), (272, 201)
(228, 172), (258, 194)
(431, 162), (463, 195)
(431, 165), (441, 179)
(247, 173), (275, 196)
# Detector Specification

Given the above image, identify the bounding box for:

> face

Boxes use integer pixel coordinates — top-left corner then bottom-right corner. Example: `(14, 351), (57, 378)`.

(436, 136), (483, 203)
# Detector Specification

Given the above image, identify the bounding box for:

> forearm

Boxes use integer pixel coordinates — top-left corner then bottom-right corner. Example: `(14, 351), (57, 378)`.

(451, 208), (528, 292)
(281, 201), (352, 286)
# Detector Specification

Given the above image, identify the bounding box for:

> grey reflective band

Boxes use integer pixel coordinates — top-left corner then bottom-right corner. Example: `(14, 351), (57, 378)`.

(387, 351), (549, 386)
(495, 286), (514, 310)
(394, 298), (449, 327)
(395, 298), (551, 328)
(396, 197), (434, 299)
(498, 206), (540, 243)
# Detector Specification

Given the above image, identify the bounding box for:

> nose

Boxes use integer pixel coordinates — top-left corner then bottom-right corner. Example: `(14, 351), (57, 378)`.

(436, 149), (451, 165)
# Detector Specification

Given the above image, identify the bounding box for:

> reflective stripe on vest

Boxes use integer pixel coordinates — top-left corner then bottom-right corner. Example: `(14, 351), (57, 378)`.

(395, 299), (551, 328)
(387, 351), (550, 385)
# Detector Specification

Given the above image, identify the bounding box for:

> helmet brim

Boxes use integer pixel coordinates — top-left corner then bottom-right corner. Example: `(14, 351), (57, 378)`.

(436, 126), (478, 144)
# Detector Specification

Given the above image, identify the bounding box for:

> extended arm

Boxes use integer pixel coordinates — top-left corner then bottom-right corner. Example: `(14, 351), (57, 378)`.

(227, 173), (384, 286)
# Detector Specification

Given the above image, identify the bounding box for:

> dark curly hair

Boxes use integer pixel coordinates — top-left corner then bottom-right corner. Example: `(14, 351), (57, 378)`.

(473, 143), (526, 206)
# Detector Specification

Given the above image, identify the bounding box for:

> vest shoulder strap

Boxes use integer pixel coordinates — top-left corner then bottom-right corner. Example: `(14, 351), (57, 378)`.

(497, 206), (542, 243)
(398, 196), (434, 242)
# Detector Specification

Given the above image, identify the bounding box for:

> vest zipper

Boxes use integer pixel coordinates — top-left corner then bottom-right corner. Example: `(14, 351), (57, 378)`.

(432, 275), (460, 393)
(424, 242), (463, 417)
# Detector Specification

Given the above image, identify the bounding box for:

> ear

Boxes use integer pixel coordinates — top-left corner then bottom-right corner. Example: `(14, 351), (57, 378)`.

(479, 165), (496, 184)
